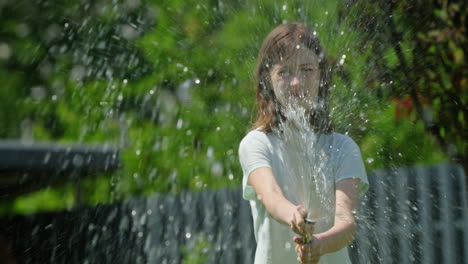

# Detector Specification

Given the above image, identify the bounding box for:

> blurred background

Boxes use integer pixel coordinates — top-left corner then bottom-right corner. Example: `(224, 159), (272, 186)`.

(0, 0), (466, 263)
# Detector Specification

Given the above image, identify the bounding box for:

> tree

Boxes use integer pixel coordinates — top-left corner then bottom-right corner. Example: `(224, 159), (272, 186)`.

(341, 0), (468, 179)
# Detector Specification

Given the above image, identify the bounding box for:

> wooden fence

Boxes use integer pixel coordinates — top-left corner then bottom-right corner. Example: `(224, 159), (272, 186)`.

(351, 162), (468, 264)
(1, 162), (467, 263)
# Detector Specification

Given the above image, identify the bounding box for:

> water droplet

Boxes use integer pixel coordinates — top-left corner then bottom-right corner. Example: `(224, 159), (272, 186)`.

(122, 25), (139, 40)
(123, 79), (128, 85)
(228, 173), (234, 180)
(211, 162), (223, 177)
(296, 44), (300, 49)
(282, 4), (287, 11)
(195, 79), (200, 84)
(43, 153), (51, 164)
(31, 86), (46, 101)
(196, 180), (203, 188)
(183, 67), (188, 72)
(70, 65), (86, 80)
(72, 154), (84, 166)
(366, 158), (374, 164)
(176, 119), (183, 129)
(216, 126), (221, 131)
(206, 147), (214, 159)
(149, 89), (155, 95)
(138, 232), (143, 238)
(0, 43), (12, 60)
(147, 209), (152, 215)
(136, 149), (141, 155)
(131, 210), (136, 216)
(177, 80), (192, 104)
(185, 232), (192, 239)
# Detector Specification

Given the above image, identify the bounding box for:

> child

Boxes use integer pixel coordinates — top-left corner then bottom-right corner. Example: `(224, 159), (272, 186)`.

(239, 22), (369, 264)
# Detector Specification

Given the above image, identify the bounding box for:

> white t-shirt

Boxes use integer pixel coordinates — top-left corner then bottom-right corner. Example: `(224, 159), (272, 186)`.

(238, 128), (369, 264)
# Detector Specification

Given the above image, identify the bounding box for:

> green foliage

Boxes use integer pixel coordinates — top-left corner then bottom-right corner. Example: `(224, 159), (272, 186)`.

(0, 0), (451, 215)
(360, 102), (446, 171)
(341, 0), (467, 169)
(0, 184), (76, 215)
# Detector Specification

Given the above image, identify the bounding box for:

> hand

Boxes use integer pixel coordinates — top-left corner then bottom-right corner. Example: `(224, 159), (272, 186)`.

(288, 205), (308, 237)
(294, 236), (323, 264)
(303, 220), (315, 243)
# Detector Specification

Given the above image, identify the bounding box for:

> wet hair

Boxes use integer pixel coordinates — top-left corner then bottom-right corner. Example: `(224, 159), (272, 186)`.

(251, 22), (333, 134)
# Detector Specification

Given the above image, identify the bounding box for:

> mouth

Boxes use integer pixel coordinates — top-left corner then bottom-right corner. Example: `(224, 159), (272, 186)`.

(290, 91), (305, 99)
(291, 92), (300, 97)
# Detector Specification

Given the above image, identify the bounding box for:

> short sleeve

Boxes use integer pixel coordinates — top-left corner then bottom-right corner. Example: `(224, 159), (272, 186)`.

(238, 131), (272, 200)
(335, 137), (369, 198)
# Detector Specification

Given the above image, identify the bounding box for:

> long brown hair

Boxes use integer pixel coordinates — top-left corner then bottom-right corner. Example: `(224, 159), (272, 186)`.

(251, 22), (332, 134)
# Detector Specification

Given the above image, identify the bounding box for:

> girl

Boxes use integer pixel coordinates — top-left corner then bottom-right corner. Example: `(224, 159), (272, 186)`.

(238, 23), (369, 264)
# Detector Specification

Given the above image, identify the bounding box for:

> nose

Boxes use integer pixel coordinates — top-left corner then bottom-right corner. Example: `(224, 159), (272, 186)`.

(289, 75), (300, 87)
(289, 74), (301, 96)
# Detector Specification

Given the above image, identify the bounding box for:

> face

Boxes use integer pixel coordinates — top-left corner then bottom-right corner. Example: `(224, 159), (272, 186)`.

(269, 46), (321, 112)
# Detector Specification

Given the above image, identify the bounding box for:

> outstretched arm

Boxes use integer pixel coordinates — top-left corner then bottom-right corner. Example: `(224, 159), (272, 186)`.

(315, 178), (360, 254)
(296, 178), (360, 263)
(248, 167), (308, 237)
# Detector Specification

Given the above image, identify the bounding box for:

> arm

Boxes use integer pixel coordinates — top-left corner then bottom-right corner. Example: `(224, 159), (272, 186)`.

(295, 178), (360, 263)
(315, 178), (360, 254)
(248, 167), (308, 236)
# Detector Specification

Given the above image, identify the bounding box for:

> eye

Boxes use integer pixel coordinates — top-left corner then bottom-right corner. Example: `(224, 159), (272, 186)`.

(302, 67), (317, 73)
(279, 70), (291, 77)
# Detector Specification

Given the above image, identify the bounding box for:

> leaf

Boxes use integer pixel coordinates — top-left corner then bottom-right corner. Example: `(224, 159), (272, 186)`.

(453, 48), (464, 65)
(458, 111), (465, 126)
